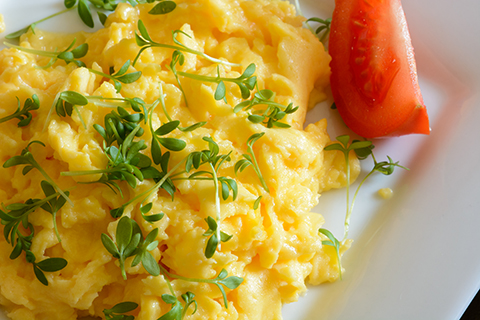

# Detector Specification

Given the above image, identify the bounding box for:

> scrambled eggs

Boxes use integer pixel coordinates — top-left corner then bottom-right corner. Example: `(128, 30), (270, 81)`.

(0, 0), (360, 319)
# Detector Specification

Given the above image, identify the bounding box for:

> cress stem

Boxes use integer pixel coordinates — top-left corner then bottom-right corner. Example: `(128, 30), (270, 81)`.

(159, 264), (218, 285)
(248, 146), (269, 193)
(343, 152), (351, 241)
(0, 113), (18, 124)
(33, 161), (73, 207)
(210, 163), (222, 249)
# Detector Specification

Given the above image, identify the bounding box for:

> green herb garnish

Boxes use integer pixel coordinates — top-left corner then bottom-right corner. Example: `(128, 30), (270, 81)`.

(318, 228), (342, 279)
(183, 137), (236, 258)
(133, 21), (240, 67)
(88, 60), (142, 93)
(0, 181), (69, 285)
(103, 301), (139, 320)
(4, 39), (88, 68)
(50, 90), (89, 129)
(94, 106), (145, 147)
(159, 265), (243, 309)
(108, 155), (184, 218)
(324, 135), (408, 240)
(66, 0), (177, 28)
(159, 291), (197, 320)
(5, 0), (176, 40)
(39, 180), (69, 243)
(0, 94), (40, 127)
(306, 17), (332, 44)
(175, 63), (256, 103)
(233, 88), (298, 128)
(101, 216), (160, 279)
(147, 91), (187, 165)
(3, 141), (73, 206)
(203, 216), (233, 259)
(153, 84), (206, 133)
(47, 90), (148, 137)
(30, 254), (68, 286)
(253, 195), (262, 210)
(139, 202), (164, 223)
(62, 125), (150, 192)
(234, 132), (269, 193)
(148, 1), (176, 15)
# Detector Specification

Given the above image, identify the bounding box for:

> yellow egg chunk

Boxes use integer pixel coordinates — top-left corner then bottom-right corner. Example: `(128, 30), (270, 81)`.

(378, 187), (394, 199)
(0, 1), (360, 320)
(0, 15), (5, 34)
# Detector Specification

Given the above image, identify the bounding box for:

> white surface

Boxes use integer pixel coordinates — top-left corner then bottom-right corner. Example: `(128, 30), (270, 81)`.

(0, 1), (479, 320)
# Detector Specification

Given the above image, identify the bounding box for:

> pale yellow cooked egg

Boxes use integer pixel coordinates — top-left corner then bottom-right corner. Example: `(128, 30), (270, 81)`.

(0, 1), (360, 319)
(378, 187), (394, 199)
(0, 15), (5, 34)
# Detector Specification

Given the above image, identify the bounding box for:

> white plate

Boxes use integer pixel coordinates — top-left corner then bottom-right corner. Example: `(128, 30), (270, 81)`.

(1, 1), (479, 320)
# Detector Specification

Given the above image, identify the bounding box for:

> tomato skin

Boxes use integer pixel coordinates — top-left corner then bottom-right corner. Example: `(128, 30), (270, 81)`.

(329, 0), (430, 138)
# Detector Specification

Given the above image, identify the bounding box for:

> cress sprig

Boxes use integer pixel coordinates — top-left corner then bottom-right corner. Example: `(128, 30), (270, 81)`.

(94, 106), (145, 147)
(147, 90), (187, 165)
(6, 0), (176, 40)
(66, 0), (176, 28)
(60, 97), (157, 197)
(101, 216), (160, 280)
(159, 265), (243, 309)
(182, 137), (236, 258)
(4, 39), (88, 69)
(165, 35), (256, 105)
(0, 94), (40, 127)
(0, 180), (69, 285)
(3, 140), (73, 206)
(46, 90), (148, 132)
(203, 216), (233, 259)
(48, 90), (89, 130)
(88, 60), (142, 93)
(305, 17), (332, 44)
(175, 63), (257, 103)
(154, 265), (197, 320)
(320, 136), (408, 279)
(30, 60), (141, 129)
(318, 228), (342, 279)
(103, 301), (139, 320)
(168, 50), (189, 107)
(45, 66), (144, 130)
(324, 135), (408, 240)
(234, 132), (269, 193)
(291, 0), (331, 45)
(0, 181), (69, 246)
(233, 88), (299, 128)
(159, 291), (197, 320)
(38, 180), (69, 243)
(154, 84), (207, 133)
(61, 125), (151, 193)
(108, 155), (184, 218)
(64, 87), (191, 202)
(145, 135), (237, 258)
(133, 20), (240, 67)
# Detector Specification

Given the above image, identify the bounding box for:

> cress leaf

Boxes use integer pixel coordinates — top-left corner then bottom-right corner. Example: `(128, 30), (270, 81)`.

(109, 301), (139, 314)
(35, 257), (68, 272)
(318, 228), (342, 279)
(78, 0), (94, 28)
(33, 265), (48, 286)
(149, 1), (176, 15)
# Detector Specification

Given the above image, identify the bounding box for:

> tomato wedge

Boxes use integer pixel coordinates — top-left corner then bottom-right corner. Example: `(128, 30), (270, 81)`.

(329, 0), (430, 138)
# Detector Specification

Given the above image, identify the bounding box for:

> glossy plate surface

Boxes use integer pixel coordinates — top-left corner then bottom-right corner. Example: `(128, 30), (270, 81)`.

(1, 1), (479, 319)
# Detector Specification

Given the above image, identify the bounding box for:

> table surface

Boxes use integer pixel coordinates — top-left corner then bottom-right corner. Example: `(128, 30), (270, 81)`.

(461, 290), (480, 320)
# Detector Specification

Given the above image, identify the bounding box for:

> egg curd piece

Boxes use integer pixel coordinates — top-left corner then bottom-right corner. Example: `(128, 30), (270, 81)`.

(0, 0), (360, 320)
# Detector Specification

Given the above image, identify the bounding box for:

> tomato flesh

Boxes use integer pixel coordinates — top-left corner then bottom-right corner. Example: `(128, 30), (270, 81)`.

(329, 0), (430, 138)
